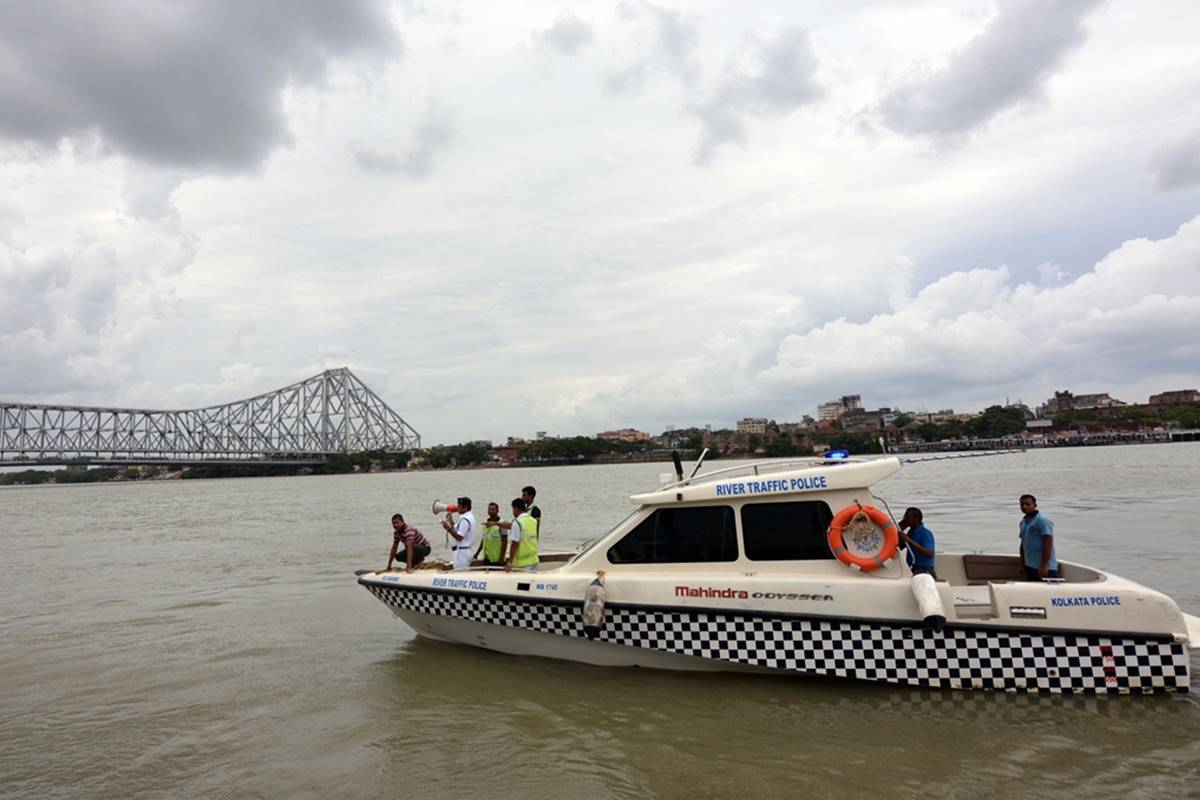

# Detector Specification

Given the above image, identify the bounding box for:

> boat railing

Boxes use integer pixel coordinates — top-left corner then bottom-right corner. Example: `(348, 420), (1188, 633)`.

(654, 455), (887, 491)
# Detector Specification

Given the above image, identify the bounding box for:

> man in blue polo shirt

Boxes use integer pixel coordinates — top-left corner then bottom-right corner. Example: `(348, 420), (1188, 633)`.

(1018, 494), (1058, 581)
(898, 507), (937, 579)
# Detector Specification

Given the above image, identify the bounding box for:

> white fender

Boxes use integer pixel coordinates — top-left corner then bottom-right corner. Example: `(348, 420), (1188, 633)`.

(912, 573), (946, 632)
(582, 574), (607, 640)
(1184, 613), (1200, 649)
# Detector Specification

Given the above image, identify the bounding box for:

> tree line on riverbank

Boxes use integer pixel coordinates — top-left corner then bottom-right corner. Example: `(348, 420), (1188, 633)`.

(1, 467), (124, 485)
(0, 452), (414, 485)
(0, 436), (677, 485)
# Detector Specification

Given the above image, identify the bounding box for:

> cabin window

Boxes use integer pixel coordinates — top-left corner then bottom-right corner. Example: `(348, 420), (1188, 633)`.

(607, 506), (738, 564)
(741, 501), (835, 560)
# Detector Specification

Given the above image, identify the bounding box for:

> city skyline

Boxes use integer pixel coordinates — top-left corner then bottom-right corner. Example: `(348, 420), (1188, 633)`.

(2, 1), (1199, 445)
(519, 384), (1199, 445)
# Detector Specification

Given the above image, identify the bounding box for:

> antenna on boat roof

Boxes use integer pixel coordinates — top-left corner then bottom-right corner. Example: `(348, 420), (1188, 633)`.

(878, 436), (888, 455)
(671, 450), (684, 483)
(689, 447), (710, 479)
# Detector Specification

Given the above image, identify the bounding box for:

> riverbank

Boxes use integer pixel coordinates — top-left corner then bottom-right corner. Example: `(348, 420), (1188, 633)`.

(0, 452), (698, 486)
(892, 428), (1199, 453)
(5, 429), (1198, 486)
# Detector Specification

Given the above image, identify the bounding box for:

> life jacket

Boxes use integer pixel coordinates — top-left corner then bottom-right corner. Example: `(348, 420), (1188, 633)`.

(513, 513), (539, 568)
(482, 521), (504, 562)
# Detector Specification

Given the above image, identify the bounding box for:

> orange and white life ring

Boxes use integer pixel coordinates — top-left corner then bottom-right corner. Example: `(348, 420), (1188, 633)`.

(827, 503), (899, 572)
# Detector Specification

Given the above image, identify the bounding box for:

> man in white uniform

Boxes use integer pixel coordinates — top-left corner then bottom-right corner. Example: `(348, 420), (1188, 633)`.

(441, 496), (477, 570)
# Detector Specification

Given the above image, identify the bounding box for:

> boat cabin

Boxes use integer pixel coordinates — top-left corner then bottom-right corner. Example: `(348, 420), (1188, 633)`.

(551, 456), (1099, 587)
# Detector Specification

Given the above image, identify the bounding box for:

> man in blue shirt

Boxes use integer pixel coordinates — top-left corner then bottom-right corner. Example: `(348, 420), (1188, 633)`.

(1018, 494), (1058, 581)
(898, 507), (937, 579)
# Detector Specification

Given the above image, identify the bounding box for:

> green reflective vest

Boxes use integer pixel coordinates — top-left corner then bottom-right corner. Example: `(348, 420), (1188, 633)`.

(512, 513), (539, 568)
(482, 522), (504, 563)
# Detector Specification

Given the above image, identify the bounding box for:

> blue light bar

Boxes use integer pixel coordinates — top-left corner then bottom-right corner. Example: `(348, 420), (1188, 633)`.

(822, 449), (850, 460)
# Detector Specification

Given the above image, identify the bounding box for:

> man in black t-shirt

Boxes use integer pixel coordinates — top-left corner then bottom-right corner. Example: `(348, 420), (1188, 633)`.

(522, 485), (541, 536)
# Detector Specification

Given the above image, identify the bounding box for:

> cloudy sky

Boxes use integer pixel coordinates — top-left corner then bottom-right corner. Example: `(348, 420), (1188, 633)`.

(2, 0), (1199, 445)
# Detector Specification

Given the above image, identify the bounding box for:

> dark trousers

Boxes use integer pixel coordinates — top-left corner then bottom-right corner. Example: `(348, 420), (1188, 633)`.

(911, 565), (938, 580)
(407, 543), (431, 565)
(1023, 566), (1059, 581)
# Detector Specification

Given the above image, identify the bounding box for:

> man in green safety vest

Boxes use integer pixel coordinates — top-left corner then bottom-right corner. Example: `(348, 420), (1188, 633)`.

(472, 501), (507, 568)
(504, 497), (539, 572)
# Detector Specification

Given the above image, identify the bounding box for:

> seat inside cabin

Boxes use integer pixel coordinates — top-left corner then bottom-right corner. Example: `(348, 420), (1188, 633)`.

(934, 554), (1103, 586)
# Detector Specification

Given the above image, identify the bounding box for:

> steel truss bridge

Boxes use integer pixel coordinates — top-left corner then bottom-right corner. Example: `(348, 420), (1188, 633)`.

(0, 368), (420, 467)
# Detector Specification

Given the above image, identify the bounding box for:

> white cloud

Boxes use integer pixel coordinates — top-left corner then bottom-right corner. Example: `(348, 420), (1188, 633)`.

(0, 226), (193, 399)
(689, 27), (824, 162)
(1150, 129), (1200, 191)
(864, 0), (1104, 140)
(0, 0), (400, 171)
(533, 13), (595, 56)
(350, 100), (456, 179)
(168, 363), (286, 408)
(762, 216), (1200, 412)
(605, 3), (701, 94)
(2, 0), (1199, 447)
(529, 213), (1200, 433)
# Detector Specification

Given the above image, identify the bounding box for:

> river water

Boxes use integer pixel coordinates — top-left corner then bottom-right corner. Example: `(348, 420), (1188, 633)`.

(2, 445), (1199, 799)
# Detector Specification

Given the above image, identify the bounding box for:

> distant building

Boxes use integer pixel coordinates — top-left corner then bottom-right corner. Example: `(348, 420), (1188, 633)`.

(736, 417), (769, 434)
(1043, 391), (1074, 415)
(817, 401), (842, 421)
(878, 407), (900, 427)
(1075, 393), (1124, 409)
(535, 431), (548, 440)
(817, 394), (862, 421)
(1041, 390), (1125, 416)
(813, 418), (839, 435)
(597, 428), (650, 442)
(841, 409), (883, 432)
(914, 409), (959, 423)
(490, 445), (520, 464)
(1149, 389), (1199, 409)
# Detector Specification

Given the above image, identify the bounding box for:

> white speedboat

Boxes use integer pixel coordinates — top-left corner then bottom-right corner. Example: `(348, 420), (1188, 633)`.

(358, 456), (1200, 694)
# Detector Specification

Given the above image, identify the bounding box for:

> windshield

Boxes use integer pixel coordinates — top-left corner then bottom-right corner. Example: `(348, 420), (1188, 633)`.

(567, 509), (640, 565)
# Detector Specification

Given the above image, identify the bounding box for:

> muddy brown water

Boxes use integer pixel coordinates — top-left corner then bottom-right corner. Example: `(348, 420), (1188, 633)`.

(2, 445), (1199, 799)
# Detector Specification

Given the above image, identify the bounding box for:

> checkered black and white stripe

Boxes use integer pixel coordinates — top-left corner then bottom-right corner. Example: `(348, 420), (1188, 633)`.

(363, 583), (1191, 694)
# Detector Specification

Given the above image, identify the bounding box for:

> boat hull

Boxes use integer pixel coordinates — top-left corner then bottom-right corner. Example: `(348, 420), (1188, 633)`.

(363, 582), (1192, 694)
